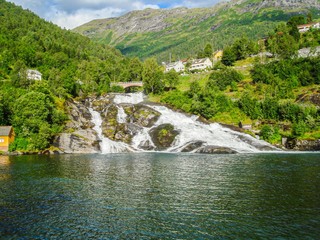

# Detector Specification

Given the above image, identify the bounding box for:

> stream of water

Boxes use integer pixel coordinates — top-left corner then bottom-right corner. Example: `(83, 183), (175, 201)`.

(90, 93), (275, 154)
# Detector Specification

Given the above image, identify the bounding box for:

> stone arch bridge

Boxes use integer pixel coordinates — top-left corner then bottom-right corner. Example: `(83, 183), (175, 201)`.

(111, 81), (144, 89)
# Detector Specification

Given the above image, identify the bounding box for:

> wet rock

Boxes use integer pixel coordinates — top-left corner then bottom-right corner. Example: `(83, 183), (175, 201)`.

(181, 141), (205, 152)
(54, 132), (100, 154)
(237, 135), (277, 151)
(285, 139), (320, 151)
(100, 104), (133, 143)
(149, 124), (179, 150)
(101, 104), (118, 139)
(138, 140), (155, 151)
(124, 104), (160, 127)
(196, 145), (237, 154)
(53, 99), (100, 153)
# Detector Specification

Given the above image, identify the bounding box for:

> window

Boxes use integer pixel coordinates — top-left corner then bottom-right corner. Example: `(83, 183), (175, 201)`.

(0, 138), (4, 143)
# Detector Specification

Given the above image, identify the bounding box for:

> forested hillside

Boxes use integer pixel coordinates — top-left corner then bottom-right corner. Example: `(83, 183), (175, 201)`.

(74, 0), (320, 61)
(0, 0), (144, 152)
(159, 16), (320, 147)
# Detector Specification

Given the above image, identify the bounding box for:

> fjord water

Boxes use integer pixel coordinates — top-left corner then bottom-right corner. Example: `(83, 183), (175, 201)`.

(1, 153), (320, 239)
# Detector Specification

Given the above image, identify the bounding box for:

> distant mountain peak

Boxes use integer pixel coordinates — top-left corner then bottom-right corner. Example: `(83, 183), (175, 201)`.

(73, 0), (320, 61)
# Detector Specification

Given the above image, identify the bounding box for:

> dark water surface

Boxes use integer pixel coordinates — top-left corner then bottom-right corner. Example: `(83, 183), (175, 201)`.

(0, 153), (319, 239)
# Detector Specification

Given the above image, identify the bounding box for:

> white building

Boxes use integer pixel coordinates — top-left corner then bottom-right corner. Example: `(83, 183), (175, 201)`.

(297, 22), (320, 33)
(26, 69), (42, 81)
(164, 61), (185, 72)
(189, 58), (213, 71)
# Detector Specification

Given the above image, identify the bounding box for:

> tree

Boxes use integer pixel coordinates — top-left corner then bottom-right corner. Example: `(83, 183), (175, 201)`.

(12, 91), (60, 151)
(221, 46), (237, 66)
(287, 16), (305, 42)
(267, 31), (298, 59)
(307, 12), (313, 23)
(204, 43), (213, 58)
(164, 69), (179, 90)
(142, 58), (164, 94)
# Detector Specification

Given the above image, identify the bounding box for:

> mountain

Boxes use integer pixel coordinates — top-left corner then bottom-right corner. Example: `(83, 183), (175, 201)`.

(74, 0), (320, 61)
(0, 0), (138, 152)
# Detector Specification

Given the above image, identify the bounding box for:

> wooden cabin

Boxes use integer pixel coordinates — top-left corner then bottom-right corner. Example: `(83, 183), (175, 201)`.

(0, 126), (15, 152)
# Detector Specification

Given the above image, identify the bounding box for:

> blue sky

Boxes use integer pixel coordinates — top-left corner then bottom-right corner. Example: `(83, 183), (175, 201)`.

(8, 0), (226, 29)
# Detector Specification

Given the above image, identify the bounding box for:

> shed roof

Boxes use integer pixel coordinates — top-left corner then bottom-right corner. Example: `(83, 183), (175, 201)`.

(0, 126), (13, 136)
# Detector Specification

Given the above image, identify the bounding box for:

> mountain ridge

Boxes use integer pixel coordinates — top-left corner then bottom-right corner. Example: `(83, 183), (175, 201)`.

(74, 0), (320, 61)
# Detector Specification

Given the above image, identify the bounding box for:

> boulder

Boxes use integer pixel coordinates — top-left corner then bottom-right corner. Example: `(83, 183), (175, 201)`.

(138, 140), (155, 151)
(54, 131), (100, 154)
(285, 139), (320, 151)
(149, 124), (179, 150)
(181, 141), (205, 152)
(124, 104), (160, 127)
(196, 145), (237, 154)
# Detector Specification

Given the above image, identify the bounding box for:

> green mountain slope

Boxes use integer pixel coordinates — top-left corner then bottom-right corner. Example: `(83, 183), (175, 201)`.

(0, 0), (136, 152)
(74, 0), (320, 61)
(0, 0), (129, 94)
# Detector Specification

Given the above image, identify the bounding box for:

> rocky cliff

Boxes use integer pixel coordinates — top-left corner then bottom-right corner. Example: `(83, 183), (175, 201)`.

(53, 93), (278, 154)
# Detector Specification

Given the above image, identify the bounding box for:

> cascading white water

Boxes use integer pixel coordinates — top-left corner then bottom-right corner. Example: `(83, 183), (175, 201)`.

(89, 108), (131, 154)
(114, 93), (145, 104)
(148, 105), (267, 153)
(90, 93), (276, 154)
(117, 106), (127, 124)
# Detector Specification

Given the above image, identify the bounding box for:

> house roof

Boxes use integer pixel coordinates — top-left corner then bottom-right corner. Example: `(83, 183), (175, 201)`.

(0, 126), (13, 136)
(27, 69), (42, 75)
(297, 22), (319, 28)
(165, 61), (183, 68)
(191, 58), (211, 65)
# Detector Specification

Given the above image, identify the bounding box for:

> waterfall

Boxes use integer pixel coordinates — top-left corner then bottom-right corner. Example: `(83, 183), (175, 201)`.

(117, 106), (127, 124)
(114, 93), (145, 104)
(89, 108), (131, 154)
(89, 93), (276, 154)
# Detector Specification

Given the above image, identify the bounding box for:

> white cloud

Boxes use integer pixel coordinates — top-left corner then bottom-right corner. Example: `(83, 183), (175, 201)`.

(8, 0), (225, 29)
(49, 7), (124, 29)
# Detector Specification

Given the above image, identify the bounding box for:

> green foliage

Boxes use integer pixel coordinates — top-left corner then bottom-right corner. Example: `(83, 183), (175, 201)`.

(142, 58), (164, 94)
(221, 46), (237, 66)
(161, 90), (192, 113)
(252, 57), (320, 88)
(164, 69), (180, 90)
(238, 93), (261, 120)
(222, 36), (258, 66)
(208, 68), (243, 91)
(11, 91), (65, 151)
(110, 85), (125, 93)
(260, 125), (281, 143)
(0, 0), (128, 98)
(292, 121), (309, 137)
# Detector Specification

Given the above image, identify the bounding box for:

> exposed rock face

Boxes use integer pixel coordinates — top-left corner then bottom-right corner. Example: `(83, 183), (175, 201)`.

(149, 124), (179, 150)
(196, 145), (237, 154)
(124, 104), (160, 127)
(53, 99), (100, 154)
(237, 134), (278, 151)
(181, 141), (205, 152)
(53, 93), (279, 154)
(286, 139), (320, 151)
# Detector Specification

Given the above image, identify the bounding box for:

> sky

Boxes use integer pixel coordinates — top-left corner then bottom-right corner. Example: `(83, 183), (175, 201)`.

(8, 0), (226, 29)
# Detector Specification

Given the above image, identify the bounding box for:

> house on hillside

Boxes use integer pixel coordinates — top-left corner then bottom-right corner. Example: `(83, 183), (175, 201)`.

(26, 69), (42, 81)
(164, 61), (185, 72)
(212, 50), (223, 62)
(189, 58), (213, 71)
(297, 22), (320, 33)
(0, 126), (15, 152)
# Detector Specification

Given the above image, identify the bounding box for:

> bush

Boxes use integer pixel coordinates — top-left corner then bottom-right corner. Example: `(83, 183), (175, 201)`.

(260, 125), (281, 143)
(292, 121), (308, 137)
(208, 68), (243, 91)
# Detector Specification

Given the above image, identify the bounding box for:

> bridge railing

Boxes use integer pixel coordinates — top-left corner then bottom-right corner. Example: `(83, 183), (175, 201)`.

(111, 81), (143, 85)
